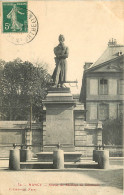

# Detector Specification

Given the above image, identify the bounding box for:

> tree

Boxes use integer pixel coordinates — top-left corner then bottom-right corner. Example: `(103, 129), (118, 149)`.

(0, 58), (52, 121)
(102, 114), (123, 145)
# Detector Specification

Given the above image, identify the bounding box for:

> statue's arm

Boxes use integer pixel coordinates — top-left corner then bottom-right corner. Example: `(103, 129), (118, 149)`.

(18, 10), (24, 15)
(54, 47), (69, 59)
(62, 47), (69, 58)
(7, 9), (13, 18)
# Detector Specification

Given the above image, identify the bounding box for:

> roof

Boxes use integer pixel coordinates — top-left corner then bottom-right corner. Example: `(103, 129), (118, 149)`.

(89, 44), (124, 69)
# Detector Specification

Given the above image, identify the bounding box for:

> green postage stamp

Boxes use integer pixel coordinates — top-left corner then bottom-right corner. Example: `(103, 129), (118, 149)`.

(1, 1), (38, 44)
(2, 2), (28, 33)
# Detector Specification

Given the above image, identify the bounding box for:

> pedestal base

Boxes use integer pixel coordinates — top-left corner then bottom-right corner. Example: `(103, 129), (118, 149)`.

(36, 152), (82, 162)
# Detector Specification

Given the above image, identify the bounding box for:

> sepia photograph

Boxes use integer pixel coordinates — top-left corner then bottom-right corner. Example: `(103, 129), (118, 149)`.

(0, 0), (123, 194)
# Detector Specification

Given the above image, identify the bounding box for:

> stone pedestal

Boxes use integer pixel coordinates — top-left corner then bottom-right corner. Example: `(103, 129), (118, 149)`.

(43, 88), (75, 152)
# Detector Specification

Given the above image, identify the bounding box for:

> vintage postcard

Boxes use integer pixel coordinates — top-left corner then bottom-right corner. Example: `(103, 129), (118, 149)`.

(0, 0), (123, 195)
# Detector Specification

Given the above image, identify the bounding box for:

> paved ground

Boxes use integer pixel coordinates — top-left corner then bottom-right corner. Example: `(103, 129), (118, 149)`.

(0, 159), (123, 195)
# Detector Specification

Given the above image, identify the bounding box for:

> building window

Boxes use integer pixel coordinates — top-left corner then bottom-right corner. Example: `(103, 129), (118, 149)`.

(99, 79), (108, 95)
(99, 104), (109, 120)
(118, 104), (123, 117)
(119, 80), (124, 95)
(109, 103), (117, 119)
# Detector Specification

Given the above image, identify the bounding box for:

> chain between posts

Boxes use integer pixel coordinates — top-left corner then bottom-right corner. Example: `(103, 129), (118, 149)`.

(13, 143), (32, 149)
(12, 143), (121, 150)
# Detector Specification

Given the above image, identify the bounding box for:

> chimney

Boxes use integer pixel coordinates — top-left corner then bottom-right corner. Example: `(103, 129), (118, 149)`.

(84, 62), (93, 70)
(108, 38), (117, 47)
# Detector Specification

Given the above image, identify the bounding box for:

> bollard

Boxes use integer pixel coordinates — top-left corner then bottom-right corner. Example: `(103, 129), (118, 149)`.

(26, 148), (32, 161)
(9, 149), (20, 170)
(93, 150), (98, 162)
(97, 150), (109, 169)
(53, 149), (64, 169)
(20, 149), (27, 162)
(20, 147), (32, 162)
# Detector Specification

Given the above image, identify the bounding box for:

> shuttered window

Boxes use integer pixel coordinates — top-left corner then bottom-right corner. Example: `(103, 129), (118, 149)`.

(109, 103), (117, 119)
(99, 79), (108, 95)
(99, 104), (109, 120)
(119, 80), (124, 95)
(118, 104), (123, 116)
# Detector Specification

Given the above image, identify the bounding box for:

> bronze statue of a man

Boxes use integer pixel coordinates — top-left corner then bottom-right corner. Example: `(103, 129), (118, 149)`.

(52, 35), (69, 87)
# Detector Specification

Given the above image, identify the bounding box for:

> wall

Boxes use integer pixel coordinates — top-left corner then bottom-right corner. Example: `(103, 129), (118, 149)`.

(0, 129), (25, 158)
(0, 121), (43, 158)
(74, 110), (101, 157)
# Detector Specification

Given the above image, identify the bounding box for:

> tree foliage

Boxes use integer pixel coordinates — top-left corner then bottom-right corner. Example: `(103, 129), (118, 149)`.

(102, 114), (123, 145)
(0, 58), (51, 121)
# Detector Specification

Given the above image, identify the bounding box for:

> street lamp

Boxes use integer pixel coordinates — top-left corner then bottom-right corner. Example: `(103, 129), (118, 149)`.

(28, 91), (33, 145)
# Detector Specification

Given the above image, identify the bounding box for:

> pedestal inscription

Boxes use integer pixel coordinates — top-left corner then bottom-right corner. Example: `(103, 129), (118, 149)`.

(43, 88), (75, 151)
(46, 105), (74, 144)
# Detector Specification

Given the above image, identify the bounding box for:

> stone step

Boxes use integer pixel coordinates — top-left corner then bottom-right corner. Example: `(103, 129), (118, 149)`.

(20, 161), (98, 169)
(36, 152), (82, 162)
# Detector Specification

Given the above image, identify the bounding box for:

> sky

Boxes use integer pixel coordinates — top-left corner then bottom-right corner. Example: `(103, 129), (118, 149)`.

(0, 0), (124, 94)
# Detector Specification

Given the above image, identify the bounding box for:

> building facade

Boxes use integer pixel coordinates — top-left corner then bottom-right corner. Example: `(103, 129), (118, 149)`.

(80, 39), (124, 147)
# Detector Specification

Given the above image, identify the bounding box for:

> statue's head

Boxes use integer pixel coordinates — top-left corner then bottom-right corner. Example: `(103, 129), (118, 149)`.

(59, 34), (65, 43)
